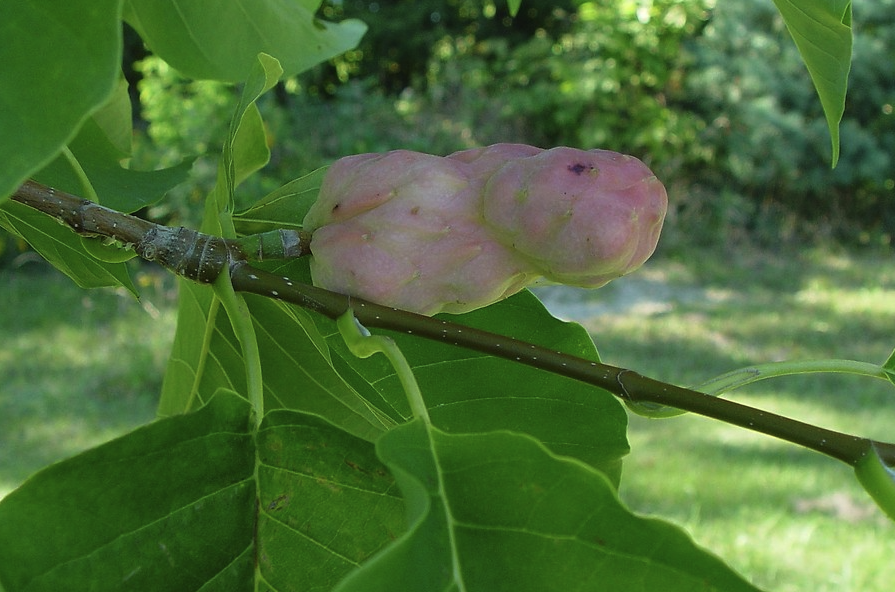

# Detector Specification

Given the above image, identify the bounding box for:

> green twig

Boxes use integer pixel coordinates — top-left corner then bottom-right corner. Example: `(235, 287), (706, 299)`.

(629, 358), (892, 419)
(228, 262), (894, 468)
(11, 180), (895, 469)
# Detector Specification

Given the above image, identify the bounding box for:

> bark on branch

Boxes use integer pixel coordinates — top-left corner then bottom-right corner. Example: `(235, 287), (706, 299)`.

(9, 180), (895, 468)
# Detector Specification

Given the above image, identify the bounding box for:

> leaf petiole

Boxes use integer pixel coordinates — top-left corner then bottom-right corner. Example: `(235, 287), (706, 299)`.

(337, 309), (430, 425)
(695, 358), (890, 396)
(630, 358), (893, 418)
(213, 272), (264, 422)
(61, 146), (100, 202)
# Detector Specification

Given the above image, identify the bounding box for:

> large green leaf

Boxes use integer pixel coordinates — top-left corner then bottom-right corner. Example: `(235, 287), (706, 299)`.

(0, 393), (404, 592)
(334, 420), (763, 592)
(771, 0), (852, 165)
(0, 200), (137, 295)
(233, 166), (328, 234)
(257, 406), (403, 586)
(159, 286), (395, 441)
(32, 78), (194, 214)
(326, 289), (630, 484)
(0, 0), (123, 201)
(122, 0), (367, 82)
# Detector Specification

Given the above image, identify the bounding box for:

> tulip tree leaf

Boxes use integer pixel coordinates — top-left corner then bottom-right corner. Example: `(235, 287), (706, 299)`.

(334, 420), (763, 592)
(202, 52), (282, 235)
(325, 286), (630, 485)
(122, 0), (367, 83)
(770, 0), (852, 165)
(158, 284), (393, 442)
(233, 166), (328, 234)
(0, 0), (122, 201)
(33, 78), (194, 214)
(0, 392), (404, 592)
(0, 200), (138, 295)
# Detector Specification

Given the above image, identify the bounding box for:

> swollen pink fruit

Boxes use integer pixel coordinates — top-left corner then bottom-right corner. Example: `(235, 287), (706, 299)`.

(303, 150), (536, 315)
(481, 147), (667, 288)
(303, 144), (667, 315)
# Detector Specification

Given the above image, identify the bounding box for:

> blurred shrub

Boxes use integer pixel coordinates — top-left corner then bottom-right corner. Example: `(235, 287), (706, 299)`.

(130, 56), (235, 226)
(122, 0), (894, 246)
(417, 0), (718, 243)
(684, 0), (895, 243)
(450, 1), (712, 165)
(414, 0), (894, 245)
(313, 0), (575, 94)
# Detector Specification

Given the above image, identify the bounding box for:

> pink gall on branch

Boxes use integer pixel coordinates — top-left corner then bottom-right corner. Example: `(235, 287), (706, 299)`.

(303, 144), (668, 315)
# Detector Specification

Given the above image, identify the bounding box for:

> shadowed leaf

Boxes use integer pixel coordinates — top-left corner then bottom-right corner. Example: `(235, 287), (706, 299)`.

(0, 201), (137, 295)
(334, 420), (763, 592)
(0, 393), (404, 592)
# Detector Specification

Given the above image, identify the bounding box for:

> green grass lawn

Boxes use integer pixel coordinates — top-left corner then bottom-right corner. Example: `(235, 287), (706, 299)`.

(541, 245), (895, 592)
(0, 263), (176, 498)
(2, 245), (894, 591)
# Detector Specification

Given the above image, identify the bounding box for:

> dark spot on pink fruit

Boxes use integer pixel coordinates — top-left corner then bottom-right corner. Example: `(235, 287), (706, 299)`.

(331, 203), (341, 212)
(410, 206), (420, 215)
(568, 163), (588, 175)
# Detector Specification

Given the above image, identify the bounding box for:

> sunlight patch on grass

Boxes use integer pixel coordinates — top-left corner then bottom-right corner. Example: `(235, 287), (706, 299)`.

(796, 282), (895, 317)
(0, 267), (176, 500)
(570, 247), (895, 592)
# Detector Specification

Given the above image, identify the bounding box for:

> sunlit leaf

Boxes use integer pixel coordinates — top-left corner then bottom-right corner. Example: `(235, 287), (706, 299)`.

(203, 53), (282, 231)
(0, 0), (122, 201)
(233, 167), (328, 234)
(770, 0), (852, 165)
(158, 56), (290, 418)
(122, 0), (367, 83)
(334, 421), (763, 592)
(0, 393), (404, 592)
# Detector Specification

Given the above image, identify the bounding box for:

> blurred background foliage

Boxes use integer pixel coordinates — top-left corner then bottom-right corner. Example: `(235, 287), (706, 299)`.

(4, 0), (892, 266)
(93, 0), (895, 242)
